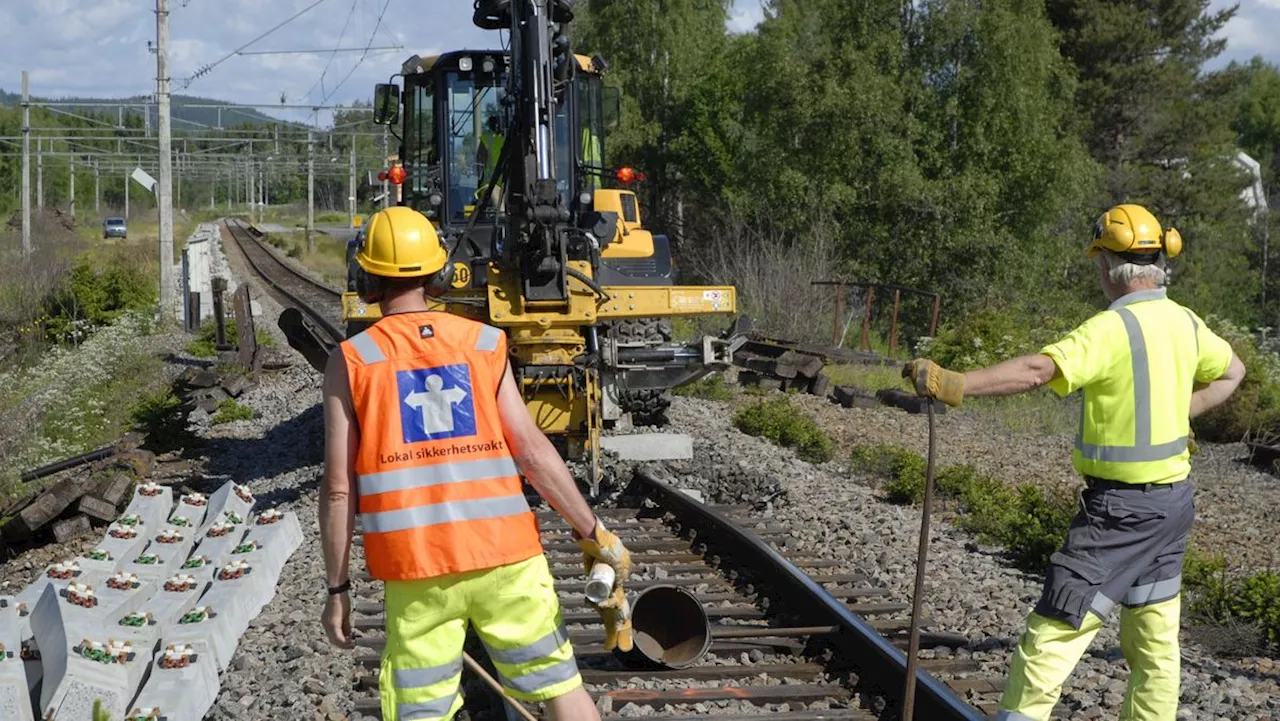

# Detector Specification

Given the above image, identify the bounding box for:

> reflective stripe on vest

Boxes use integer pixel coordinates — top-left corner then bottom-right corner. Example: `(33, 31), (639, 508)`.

(1073, 289), (1189, 473)
(1074, 306), (1188, 463)
(340, 312), (541, 581)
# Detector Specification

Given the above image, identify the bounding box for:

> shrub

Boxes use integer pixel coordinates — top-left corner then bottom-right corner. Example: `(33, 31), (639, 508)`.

(129, 387), (192, 453)
(41, 253), (156, 344)
(1192, 315), (1280, 442)
(674, 375), (735, 401)
(849, 444), (928, 503)
(849, 441), (1075, 571)
(210, 399), (254, 425)
(917, 303), (1089, 371)
(733, 397), (834, 463)
(186, 318), (274, 358)
(1184, 551), (1280, 651)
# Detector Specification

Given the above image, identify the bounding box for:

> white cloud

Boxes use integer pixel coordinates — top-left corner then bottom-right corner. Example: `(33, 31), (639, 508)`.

(727, 0), (764, 34)
(0, 0), (499, 125)
(1208, 0), (1280, 69)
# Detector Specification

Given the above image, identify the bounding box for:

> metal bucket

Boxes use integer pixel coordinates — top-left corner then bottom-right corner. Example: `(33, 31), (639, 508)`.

(622, 585), (711, 669)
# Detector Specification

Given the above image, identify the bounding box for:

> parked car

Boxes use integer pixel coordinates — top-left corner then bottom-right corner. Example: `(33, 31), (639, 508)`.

(103, 217), (127, 239)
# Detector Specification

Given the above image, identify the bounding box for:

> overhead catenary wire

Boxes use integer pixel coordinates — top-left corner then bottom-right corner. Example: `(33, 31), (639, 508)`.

(180, 0), (331, 89)
(316, 0), (393, 109)
(305, 0), (361, 102)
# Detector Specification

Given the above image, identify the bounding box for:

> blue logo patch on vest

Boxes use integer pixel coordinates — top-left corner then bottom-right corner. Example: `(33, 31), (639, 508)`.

(396, 364), (477, 443)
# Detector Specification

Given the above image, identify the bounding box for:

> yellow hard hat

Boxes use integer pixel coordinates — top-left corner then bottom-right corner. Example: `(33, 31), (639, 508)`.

(355, 206), (448, 278)
(1088, 203), (1183, 261)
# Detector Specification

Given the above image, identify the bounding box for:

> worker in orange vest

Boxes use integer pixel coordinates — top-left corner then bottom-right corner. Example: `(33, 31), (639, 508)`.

(319, 206), (632, 720)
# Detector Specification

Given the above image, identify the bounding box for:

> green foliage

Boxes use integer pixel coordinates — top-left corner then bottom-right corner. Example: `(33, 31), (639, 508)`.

(673, 375), (734, 401)
(129, 387), (192, 453)
(186, 318), (274, 359)
(733, 397), (834, 463)
(1192, 315), (1280, 442)
(210, 399), (254, 426)
(1184, 550), (1280, 651)
(962, 484), (1075, 571)
(849, 444), (928, 503)
(917, 303), (1092, 371)
(42, 254), (156, 344)
(849, 443), (1074, 570)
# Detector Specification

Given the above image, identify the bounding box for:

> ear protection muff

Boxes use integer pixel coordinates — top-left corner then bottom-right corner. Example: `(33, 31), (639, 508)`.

(422, 261), (456, 297)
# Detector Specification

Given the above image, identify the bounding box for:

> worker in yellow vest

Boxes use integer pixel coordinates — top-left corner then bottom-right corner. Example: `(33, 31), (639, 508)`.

(477, 115), (505, 184)
(904, 204), (1246, 720)
(319, 206), (631, 720)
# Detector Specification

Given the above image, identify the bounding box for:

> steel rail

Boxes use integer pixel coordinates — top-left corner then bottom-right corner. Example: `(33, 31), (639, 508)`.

(222, 218), (345, 345)
(632, 464), (986, 721)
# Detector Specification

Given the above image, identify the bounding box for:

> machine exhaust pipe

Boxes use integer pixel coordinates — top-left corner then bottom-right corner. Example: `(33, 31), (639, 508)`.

(620, 585), (711, 669)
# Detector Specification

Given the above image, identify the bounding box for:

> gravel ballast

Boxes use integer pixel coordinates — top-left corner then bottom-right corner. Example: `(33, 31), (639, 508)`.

(7, 221), (1280, 718)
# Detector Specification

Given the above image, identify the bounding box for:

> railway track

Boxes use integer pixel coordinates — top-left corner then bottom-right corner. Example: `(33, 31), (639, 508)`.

(221, 217), (346, 346)
(347, 467), (998, 720)
(219, 215), (1005, 719)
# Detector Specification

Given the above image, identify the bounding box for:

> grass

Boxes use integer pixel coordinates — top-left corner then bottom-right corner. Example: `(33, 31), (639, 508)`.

(1183, 550), (1280, 654)
(210, 399), (254, 425)
(261, 230), (349, 288)
(0, 312), (176, 499)
(673, 374), (736, 401)
(185, 318), (274, 358)
(733, 396), (835, 463)
(849, 442), (1075, 571)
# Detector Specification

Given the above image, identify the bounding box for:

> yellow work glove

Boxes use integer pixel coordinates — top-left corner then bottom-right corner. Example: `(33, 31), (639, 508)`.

(902, 359), (965, 407)
(594, 585), (633, 652)
(574, 518), (634, 652)
(1188, 428), (1200, 456)
(574, 518), (632, 581)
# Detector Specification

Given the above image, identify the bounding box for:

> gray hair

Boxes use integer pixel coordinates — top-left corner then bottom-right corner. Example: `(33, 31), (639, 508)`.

(1101, 251), (1166, 287)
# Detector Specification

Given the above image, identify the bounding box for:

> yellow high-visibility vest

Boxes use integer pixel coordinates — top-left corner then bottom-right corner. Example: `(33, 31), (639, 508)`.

(1040, 288), (1234, 484)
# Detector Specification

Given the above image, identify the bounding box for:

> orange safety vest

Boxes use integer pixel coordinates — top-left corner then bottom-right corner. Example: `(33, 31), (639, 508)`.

(340, 311), (541, 580)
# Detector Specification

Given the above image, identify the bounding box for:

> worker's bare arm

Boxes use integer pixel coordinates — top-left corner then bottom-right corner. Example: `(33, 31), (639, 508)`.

(963, 354), (1060, 397)
(319, 349), (358, 649)
(497, 365), (597, 537)
(1190, 354), (1245, 418)
(320, 350), (358, 588)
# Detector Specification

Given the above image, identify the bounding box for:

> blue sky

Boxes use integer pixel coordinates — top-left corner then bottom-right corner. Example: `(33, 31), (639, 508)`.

(0, 0), (1270, 127)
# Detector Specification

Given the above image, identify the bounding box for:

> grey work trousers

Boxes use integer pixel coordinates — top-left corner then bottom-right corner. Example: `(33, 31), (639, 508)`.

(1034, 478), (1195, 629)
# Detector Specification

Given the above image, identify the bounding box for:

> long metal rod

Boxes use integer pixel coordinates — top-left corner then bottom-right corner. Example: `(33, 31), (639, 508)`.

(901, 403), (937, 720)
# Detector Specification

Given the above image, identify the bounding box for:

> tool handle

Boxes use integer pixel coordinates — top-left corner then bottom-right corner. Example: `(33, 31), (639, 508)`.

(901, 402), (937, 721)
(463, 652), (539, 721)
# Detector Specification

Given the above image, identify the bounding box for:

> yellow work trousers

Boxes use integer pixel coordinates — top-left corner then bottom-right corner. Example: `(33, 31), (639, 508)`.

(997, 595), (1182, 721)
(380, 554), (582, 721)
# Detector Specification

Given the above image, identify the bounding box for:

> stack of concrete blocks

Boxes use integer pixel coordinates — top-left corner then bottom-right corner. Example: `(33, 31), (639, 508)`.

(1, 480), (303, 720)
(121, 482), (173, 530)
(30, 582), (156, 720)
(119, 521), (198, 586)
(0, 596), (34, 721)
(238, 508), (303, 582)
(128, 641), (219, 720)
(180, 223), (240, 325)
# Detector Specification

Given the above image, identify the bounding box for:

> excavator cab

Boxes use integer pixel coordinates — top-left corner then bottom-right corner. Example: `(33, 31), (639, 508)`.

(348, 19), (740, 490)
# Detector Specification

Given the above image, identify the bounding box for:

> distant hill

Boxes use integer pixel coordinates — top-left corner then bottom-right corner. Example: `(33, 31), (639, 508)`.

(0, 89), (299, 131)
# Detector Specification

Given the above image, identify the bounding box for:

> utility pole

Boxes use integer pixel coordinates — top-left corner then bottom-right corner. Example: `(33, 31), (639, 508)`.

(36, 137), (43, 210)
(156, 0), (176, 318)
(69, 155), (75, 220)
(349, 136), (357, 226)
(94, 161), (100, 213)
(21, 70), (31, 254)
(125, 168), (130, 220)
(307, 128), (315, 253)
